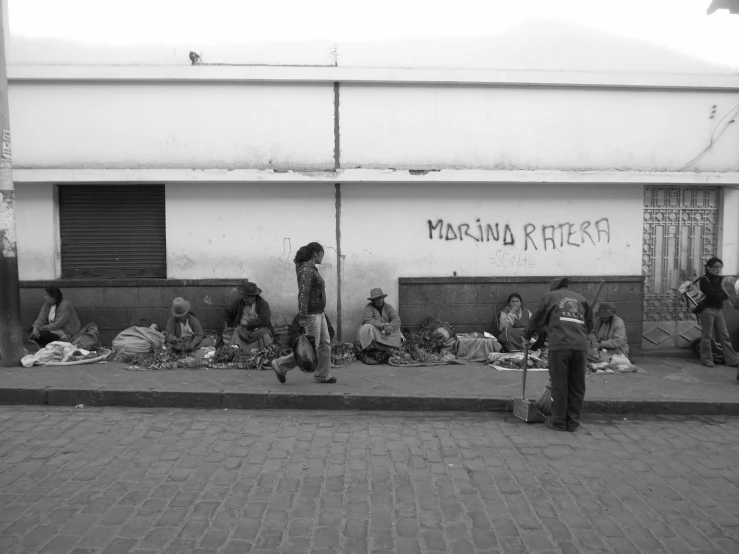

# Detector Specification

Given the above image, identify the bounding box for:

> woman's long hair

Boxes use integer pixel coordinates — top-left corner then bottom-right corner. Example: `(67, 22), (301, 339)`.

(294, 242), (324, 265)
(44, 286), (63, 307)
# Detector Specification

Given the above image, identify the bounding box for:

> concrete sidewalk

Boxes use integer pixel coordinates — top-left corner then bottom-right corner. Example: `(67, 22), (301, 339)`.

(0, 356), (737, 415)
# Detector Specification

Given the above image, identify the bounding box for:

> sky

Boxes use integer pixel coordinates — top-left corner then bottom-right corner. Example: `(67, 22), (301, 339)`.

(8, 0), (739, 68)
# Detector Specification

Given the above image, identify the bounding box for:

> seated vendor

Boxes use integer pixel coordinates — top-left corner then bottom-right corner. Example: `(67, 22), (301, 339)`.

(357, 288), (401, 364)
(164, 297), (215, 354)
(589, 302), (629, 358)
(223, 282), (274, 350)
(29, 286), (81, 348)
(496, 293), (546, 352)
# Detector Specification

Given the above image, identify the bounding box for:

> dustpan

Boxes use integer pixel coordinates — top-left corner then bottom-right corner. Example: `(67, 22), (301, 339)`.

(512, 344), (545, 423)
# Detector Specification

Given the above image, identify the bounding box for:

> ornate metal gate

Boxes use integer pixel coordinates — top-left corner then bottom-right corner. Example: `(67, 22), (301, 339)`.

(642, 186), (720, 349)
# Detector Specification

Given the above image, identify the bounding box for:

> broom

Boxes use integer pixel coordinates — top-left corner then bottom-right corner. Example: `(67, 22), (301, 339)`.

(533, 279), (606, 416)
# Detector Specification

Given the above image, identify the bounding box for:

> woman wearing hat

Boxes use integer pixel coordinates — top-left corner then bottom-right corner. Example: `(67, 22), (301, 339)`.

(357, 288), (402, 364)
(223, 282), (274, 350)
(164, 297), (214, 354)
(588, 302), (629, 358)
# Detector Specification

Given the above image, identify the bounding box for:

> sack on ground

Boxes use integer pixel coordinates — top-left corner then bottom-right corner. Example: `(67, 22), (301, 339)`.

(609, 353), (636, 372)
(71, 322), (99, 350)
(112, 326), (165, 354)
(294, 331), (317, 373)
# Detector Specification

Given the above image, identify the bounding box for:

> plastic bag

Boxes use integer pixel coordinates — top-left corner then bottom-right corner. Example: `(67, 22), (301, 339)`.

(294, 332), (317, 373)
(112, 326), (165, 354)
(71, 322), (99, 350)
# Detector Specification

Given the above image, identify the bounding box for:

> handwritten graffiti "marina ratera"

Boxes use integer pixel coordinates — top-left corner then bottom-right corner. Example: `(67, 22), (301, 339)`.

(427, 218), (610, 251)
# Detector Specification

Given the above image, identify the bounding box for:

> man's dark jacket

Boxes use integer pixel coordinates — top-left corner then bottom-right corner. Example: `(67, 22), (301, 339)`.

(223, 296), (274, 334)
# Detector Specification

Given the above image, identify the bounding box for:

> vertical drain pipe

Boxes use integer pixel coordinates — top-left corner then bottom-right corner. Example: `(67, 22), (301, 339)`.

(333, 82), (342, 341)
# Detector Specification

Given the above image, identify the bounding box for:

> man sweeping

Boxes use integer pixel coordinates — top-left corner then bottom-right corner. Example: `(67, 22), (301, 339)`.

(524, 277), (594, 432)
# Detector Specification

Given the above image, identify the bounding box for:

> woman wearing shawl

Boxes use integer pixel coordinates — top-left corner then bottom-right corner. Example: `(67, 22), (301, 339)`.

(29, 287), (81, 348)
(357, 288), (402, 364)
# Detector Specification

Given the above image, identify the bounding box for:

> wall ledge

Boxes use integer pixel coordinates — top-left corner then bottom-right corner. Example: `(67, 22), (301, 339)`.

(13, 168), (739, 185)
(20, 278), (244, 288)
(9, 65), (739, 91)
(399, 276), (643, 284)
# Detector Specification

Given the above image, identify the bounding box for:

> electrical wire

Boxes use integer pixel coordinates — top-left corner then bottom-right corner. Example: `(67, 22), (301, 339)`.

(679, 98), (739, 171)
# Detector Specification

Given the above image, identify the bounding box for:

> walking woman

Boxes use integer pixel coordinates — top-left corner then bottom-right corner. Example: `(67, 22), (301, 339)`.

(696, 257), (739, 368)
(272, 241), (336, 384)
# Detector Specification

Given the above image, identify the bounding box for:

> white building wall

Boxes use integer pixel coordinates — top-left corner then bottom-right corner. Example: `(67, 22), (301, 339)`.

(14, 182), (58, 280)
(164, 182), (338, 325)
(9, 83), (335, 170)
(339, 183), (644, 339)
(339, 85), (739, 172)
(8, 81), (739, 173)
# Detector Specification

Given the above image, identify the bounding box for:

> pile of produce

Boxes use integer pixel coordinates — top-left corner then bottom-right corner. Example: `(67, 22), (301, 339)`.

(209, 343), (291, 370)
(388, 317), (459, 366)
(116, 343), (291, 371)
(331, 343), (357, 366)
(114, 349), (180, 370)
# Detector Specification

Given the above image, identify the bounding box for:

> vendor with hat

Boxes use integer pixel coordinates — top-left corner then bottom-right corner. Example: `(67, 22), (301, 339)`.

(223, 282), (274, 350)
(164, 297), (215, 354)
(357, 287), (402, 364)
(589, 302), (629, 358)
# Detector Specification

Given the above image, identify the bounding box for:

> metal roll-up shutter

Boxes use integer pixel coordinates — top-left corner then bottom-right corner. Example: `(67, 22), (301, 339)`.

(59, 184), (167, 279)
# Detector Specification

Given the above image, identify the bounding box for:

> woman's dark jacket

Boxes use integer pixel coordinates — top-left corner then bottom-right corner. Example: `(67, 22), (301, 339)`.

(698, 274), (729, 311)
(297, 262), (326, 316)
(223, 295), (273, 334)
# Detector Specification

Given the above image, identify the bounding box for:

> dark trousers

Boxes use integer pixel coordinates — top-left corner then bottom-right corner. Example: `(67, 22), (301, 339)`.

(548, 349), (587, 429)
(28, 328), (62, 348)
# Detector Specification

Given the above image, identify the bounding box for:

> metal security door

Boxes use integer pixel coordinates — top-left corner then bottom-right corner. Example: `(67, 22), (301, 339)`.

(642, 187), (720, 349)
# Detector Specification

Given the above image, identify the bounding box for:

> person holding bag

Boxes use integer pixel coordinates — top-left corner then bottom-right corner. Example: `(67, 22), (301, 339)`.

(270, 313), (335, 382)
(696, 257), (739, 368)
(277, 242), (336, 384)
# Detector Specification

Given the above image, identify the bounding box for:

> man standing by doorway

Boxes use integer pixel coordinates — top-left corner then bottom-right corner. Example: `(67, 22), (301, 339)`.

(525, 277), (594, 432)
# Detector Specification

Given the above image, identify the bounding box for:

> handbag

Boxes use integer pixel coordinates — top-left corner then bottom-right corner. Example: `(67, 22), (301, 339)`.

(678, 278), (706, 314)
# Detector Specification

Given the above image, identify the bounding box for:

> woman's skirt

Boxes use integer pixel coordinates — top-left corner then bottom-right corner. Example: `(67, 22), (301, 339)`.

(229, 327), (274, 351)
(357, 324), (401, 351)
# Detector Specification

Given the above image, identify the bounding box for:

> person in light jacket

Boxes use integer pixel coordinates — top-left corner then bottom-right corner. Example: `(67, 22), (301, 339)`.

(588, 302), (629, 358)
(356, 288), (402, 364)
(29, 286), (81, 348)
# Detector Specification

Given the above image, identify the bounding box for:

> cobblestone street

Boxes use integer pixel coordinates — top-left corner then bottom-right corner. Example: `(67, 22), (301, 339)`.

(0, 407), (738, 554)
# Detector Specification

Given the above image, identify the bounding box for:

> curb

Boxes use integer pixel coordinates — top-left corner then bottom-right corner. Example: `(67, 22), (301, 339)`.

(1, 387), (738, 415)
